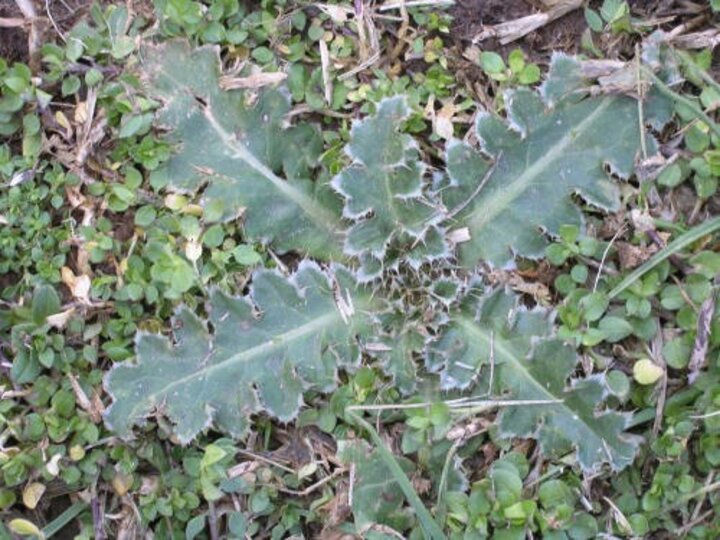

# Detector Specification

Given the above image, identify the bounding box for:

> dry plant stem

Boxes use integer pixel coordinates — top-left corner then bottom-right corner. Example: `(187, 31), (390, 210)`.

(592, 224), (627, 293)
(13, 0), (37, 18)
(661, 480), (720, 512)
(45, 0), (66, 41)
(234, 448), (296, 474)
(378, 0), (454, 11)
(208, 501), (219, 540)
(277, 468), (346, 496)
(444, 153), (502, 221)
(473, 0), (582, 45)
(603, 496), (633, 536)
(677, 510), (714, 538)
(670, 29), (720, 49)
(0, 17), (26, 27)
(643, 67), (720, 139)
(346, 398), (562, 412)
(687, 473), (715, 529)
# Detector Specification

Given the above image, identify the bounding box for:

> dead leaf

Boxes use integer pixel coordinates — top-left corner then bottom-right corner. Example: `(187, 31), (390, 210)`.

(23, 482), (46, 509)
(46, 308), (76, 329)
(69, 374), (105, 423)
(61, 266), (92, 304)
(434, 102), (457, 140)
(74, 101), (88, 125)
(55, 110), (73, 139)
(616, 241), (656, 270)
(315, 4), (351, 25)
(112, 472), (134, 496)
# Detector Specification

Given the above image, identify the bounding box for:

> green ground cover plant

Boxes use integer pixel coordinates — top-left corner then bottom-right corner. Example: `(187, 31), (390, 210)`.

(0, 0), (719, 538)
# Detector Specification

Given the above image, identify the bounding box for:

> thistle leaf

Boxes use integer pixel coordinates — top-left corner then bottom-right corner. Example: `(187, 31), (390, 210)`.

(332, 97), (447, 280)
(426, 288), (641, 472)
(142, 40), (342, 258)
(104, 262), (370, 443)
(444, 69), (644, 268)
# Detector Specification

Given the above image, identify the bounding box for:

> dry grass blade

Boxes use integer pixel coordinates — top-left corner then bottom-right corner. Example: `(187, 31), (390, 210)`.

(688, 292), (716, 384)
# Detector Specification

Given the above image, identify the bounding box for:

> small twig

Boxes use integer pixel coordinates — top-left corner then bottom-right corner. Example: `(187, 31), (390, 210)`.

(685, 472), (715, 533)
(677, 510), (714, 538)
(690, 409), (720, 419)
(593, 224), (627, 293)
(435, 437), (462, 519)
(233, 448), (296, 474)
(92, 495), (106, 540)
(444, 152), (502, 221)
(643, 67), (720, 140)
(277, 468), (346, 496)
(208, 501), (219, 540)
(346, 398), (562, 412)
(603, 496), (634, 536)
(378, 0), (454, 11)
(660, 480), (720, 512)
(45, 0), (67, 42)
(486, 330), (495, 396)
(0, 17), (26, 27)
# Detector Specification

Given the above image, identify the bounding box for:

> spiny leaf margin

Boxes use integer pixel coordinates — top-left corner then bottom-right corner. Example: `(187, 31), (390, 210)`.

(425, 286), (641, 472)
(104, 261), (371, 443)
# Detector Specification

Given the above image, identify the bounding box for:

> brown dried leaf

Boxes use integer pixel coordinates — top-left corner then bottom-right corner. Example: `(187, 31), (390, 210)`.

(61, 266), (92, 304)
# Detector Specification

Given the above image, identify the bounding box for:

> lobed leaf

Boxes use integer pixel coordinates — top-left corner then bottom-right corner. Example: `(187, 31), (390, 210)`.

(332, 97), (448, 280)
(426, 288), (641, 472)
(142, 40), (343, 259)
(443, 57), (646, 269)
(104, 262), (371, 443)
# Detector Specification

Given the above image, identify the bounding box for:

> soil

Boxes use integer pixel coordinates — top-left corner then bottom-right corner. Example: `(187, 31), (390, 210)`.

(0, 0), (28, 63)
(450, 0), (589, 59)
(450, 0), (674, 61)
(0, 0), (94, 64)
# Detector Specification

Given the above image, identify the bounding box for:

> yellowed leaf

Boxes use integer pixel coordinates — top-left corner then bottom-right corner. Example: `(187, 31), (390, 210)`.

(633, 359), (664, 385)
(9, 519), (45, 539)
(112, 472), (134, 496)
(22, 482), (46, 509)
(55, 111), (72, 137)
(75, 101), (88, 124)
(434, 103), (457, 140)
(70, 445), (86, 461)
